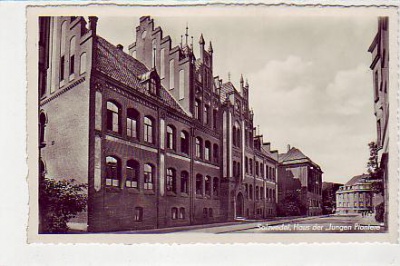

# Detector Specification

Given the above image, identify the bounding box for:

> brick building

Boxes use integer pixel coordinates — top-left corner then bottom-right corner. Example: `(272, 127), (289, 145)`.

(278, 146), (323, 216)
(38, 16), (279, 232)
(335, 174), (373, 214)
(368, 17), (389, 223)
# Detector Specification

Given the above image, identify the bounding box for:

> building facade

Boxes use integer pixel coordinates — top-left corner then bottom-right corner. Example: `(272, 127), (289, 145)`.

(368, 17), (389, 223)
(335, 174), (373, 214)
(278, 147), (323, 216)
(38, 16), (279, 232)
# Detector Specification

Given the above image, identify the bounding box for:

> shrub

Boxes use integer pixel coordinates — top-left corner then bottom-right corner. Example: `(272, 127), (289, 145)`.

(375, 202), (385, 223)
(39, 177), (87, 233)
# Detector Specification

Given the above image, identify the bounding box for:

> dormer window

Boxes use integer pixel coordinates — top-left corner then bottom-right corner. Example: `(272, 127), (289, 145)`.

(149, 78), (157, 95)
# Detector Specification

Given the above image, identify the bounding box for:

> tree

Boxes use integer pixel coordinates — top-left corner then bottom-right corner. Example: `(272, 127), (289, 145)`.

(366, 141), (384, 195)
(277, 191), (306, 217)
(39, 177), (87, 233)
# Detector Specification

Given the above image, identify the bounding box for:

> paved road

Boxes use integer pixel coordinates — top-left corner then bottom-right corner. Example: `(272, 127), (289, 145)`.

(179, 215), (385, 234)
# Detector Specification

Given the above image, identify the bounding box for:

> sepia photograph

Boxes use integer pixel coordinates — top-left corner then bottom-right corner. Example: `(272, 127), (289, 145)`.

(29, 5), (397, 243)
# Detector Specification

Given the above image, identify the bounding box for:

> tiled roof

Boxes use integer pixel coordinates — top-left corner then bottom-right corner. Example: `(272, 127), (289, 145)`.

(279, 147), (321, 170)
(95, 36), (186, 114)
(220, 82), (236, 102)
(345, 174), (369, 186)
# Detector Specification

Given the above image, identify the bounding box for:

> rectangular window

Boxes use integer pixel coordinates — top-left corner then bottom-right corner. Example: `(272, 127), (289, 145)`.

(179, 69), (184, 100)
(249, 159), (253, 175)
(60, 56), (65, 81)
(134, 207), (143, 221)
(160, 48), (165, 79)
(204, 105), (209, 125)
(127, 118), (137, 138)
(169, 59), (175, 90)
(69, 55), (75, 75)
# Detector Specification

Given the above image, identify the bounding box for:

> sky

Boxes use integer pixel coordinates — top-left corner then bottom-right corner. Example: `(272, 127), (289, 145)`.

(96, 11), (380, 184)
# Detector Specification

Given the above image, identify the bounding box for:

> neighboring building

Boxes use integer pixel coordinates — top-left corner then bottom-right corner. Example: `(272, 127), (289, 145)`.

(368, 17), (389, 223)
(335, 174), (373, 214)
(38, 16), (279, 232)
(322, 182), (343, 214)
(278, 146), (323, 216)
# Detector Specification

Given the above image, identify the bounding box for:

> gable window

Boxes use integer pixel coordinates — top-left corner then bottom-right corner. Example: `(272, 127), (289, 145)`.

(127, 108), (139, 139)
(166, 168), (177, 193)
(196, 174), (203, 195)
(166, 125), (176, 150)
(105, 156), (121, 187)
(134, 207), (143, 221)
(181, 171), (189, 194)
(204, 141), (211, 161)
(160, 48), (165, 79)
(69, 36), (76, 76)
(195, 137), (203, 158)
(79, 52), (87, 74)
(106, 101), (120, 133)
(169, 59), (174, 90)
(60, 56), (65, 81)
(144, 163), (154, 190)
(179, 69), (185, 100)
(126, 159), (139, 188)
(144, 116), (154, 144)
(180, 131), (189, 154)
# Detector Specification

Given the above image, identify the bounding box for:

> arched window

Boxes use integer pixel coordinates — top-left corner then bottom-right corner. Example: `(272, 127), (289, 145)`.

(213, 144), (219, 163)
(126, 160), (139, 188)
(59, 21), (67, 82)
(166, 168), (176, 193)
(179, 207), (185, 219)
(232, 125), (237, 146)
(179, 69), (185, 100)
(39, 112), (46, 146)
(205, 176), (211, 196)
(249, 159), (253, 175)
(180, 131), (189, 154)
(233, 161), (237, 178)
(245, 157), (248, 174)
(169, 59), (175, 90)
(266, 188), (269, 199)
(245, 184), (248, 198)
(106, 101), (120, 133)
(260, 187), (264, 200)
(79, 52), (87, 74)
(195, 137), (203, 158)
(213, 177), (219, 196)
(166, 125), (176, 150)
(105, 156), (121, 187)
(181, 171), (189, 194)
(69, 36), (76, 76)
(134, 207), (143, 221)
(256, 186), (259, 200)
(144, 163), (154, 190)
(260, 163), (264, 178)
(255, 161), (259, 176)
(144, 116), (154, 144)
(196, 174), (203, 195)
(204, 141), (211, 161)
(171, 207), (178, 220)
(160, 48), (165, 79)
(151, 39), (156, 68)
(127, 108), (139, 139)
(249, 185), (253, 200)
(212, 109), (217, 129)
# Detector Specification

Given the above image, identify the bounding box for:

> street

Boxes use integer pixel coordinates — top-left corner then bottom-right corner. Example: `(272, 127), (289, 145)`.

(176, 214), (385, 234)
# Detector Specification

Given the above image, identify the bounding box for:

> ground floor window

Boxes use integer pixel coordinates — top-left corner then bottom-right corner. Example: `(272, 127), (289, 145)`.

(179, 208), (185, 219)
(171, 207), (178, 220)
(134, 207), (143, 221)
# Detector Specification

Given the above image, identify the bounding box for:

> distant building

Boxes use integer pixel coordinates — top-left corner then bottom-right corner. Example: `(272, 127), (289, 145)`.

(38, 16), (279, 232)
(368, 17), (389, 223)
(335, 174), (373, 214)
(278, 146), (323, 216)
(322, 182), (343, 214)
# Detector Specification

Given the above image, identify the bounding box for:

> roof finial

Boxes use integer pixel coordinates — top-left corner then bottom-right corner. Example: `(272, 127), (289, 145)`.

(208, 41), (213, 53)
(240, 74), (244, 84)
(185, 22), (189, 45)
(199, 34), (205, 45)
(180, 35), (183, 48)
(245, 78), (249, 87)
(228, 72), (231, 82)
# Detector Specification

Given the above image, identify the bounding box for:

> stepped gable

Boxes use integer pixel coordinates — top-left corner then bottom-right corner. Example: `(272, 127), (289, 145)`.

(345, 174), (369, 186)
(95, 35), (186, 115)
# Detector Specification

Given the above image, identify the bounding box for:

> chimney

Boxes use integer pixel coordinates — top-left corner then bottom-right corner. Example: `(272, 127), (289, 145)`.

(116, 44), (124, 51)
(287, 144), (291, 152)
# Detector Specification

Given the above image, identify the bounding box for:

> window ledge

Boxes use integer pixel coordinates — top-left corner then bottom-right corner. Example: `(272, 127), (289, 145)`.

(105, 186), (122, 193)
(144, 190), (155, 195)
(127, 188), (140, 194)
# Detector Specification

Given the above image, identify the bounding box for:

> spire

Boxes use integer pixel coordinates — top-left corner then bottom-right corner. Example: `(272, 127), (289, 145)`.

(199, 34), (205, 45)
(240, 74), (244, 84)
(180, 35), (183, 48)
(208, 41), (213, 53)
(191, 36), (194, 49)
(185, 23), (189, 45)
(245, 78), (249, 88)
(228, 72), (231, 82)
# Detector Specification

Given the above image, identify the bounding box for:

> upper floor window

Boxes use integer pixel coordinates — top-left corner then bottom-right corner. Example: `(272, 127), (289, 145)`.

(60, 56), (65, 81)
(260, 163), (264, 178)
(69, 36), (76, 76)
(166, 125), (176, 150)
(260, 187), (264, 199)
(194, 99), (201, 120)
(195, 137), (203, 158)
(169, 59), (175, 90)
(166, 168), (177, 193)
(149, 78), (157, 95)
(127, 108), (139, 139)
(205, 176), (211, 196)
(60, 21), (67, 56)
(160, 48), (165, 79)
(144, 163), (154, 190)
(144, 116), (154, 144)
(245, 157), (248, 174)
(204, 105), (209, 125)
(204, 141), (211, 161)
(180, 131), (189, 154)
(212, 109), (217, 129)
(105, 156), (121, 187)
(213, 177), (219, 196)
(256, 186), (259, 200)
(179, 69), (185, 100)
(151, 39), (156, 68)
(213, 144), (219, 163)
(196, 174), (203, 195)
(255, 161), (259, 176)
(79, 52), (87, 74)
(106, 101), (120, 133)
(126, 159), (139, 188)
(181, 171), (189, 194)
(249, 184), (253, 200)
(249, 159), (253, 175)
